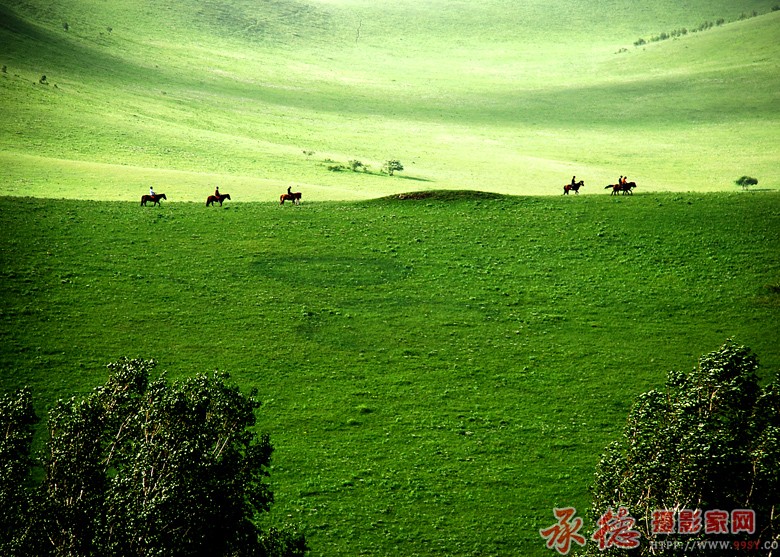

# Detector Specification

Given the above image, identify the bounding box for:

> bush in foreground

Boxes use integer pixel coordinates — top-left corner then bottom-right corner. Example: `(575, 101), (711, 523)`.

(0, 358), (307, 557)
(580, 341), (779, 556)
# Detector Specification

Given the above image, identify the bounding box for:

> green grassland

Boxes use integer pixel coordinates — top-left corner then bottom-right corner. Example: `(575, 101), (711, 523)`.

(2, 1), (780, 555)
(1, 192), (779, 555)
(1, 0), (779, 200)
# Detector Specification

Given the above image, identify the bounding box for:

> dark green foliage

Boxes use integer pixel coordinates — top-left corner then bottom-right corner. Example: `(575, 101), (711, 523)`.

(0, 359), (307, 557)
(582, 341), (780, 556)
(382, 159), (404, 176)
(0, 388), (38, 554)
(735, 176), (758, 190)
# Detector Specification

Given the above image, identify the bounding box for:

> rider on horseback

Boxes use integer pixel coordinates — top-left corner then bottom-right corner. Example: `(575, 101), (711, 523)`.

(149, 186), (156, 198)
(215, 186), (220, 198)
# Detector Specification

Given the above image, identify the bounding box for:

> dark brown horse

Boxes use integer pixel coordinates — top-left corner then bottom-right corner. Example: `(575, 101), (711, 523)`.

(563, 180), (584, 195)
(206, 193), (231, 206)
(140, 193), (167, 206)
(605, 183), (636, 195)
(280, 192), (302, 205)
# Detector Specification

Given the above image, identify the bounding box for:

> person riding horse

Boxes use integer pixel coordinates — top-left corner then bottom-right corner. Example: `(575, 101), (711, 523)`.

(563, 176), (584, 195)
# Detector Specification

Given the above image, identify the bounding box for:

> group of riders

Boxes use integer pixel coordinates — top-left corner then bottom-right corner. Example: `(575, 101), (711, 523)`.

(144, 185), (301, 205)
(564, 175), (637, 195)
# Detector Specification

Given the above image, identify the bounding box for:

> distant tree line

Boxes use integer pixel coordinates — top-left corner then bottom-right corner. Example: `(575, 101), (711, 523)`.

(633, 9), (771, 47)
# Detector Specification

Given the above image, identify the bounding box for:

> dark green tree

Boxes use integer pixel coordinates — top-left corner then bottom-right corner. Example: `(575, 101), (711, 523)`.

(1, 358), (307, 557)
(382, 160), (404, 176)
(581, 341), (779, 556)
(735, 176), (758, 190)
(348, 160), (365, 172)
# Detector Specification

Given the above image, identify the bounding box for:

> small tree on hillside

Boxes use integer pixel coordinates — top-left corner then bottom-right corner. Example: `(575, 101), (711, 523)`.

(383, 160), (404, 176)
(735, 176), (758, 190)
(579, 341), (779, 556)
(348, 160), (365, 172)
(0, 358), (307, 557)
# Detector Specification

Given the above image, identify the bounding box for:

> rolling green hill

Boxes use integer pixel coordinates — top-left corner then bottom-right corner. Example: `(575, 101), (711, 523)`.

(1, 193), (779, 556)
(1, 0), (778, 200)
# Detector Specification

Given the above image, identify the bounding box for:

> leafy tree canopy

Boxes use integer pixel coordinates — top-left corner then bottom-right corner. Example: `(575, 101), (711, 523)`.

(383, 159), (404, 176)
(735, 175), (758, 189)
(0, 358), (307, 557)
(582, 341), (779, 556)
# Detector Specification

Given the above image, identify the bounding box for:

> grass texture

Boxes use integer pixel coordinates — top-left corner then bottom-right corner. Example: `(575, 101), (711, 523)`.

(1, 192), (778, 555)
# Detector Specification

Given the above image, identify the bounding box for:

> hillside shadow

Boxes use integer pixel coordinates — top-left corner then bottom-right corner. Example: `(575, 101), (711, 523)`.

(377, 190), (510, 202)
(394, 175), (434, 182)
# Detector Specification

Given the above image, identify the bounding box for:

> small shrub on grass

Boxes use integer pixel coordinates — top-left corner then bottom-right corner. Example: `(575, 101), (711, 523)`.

(348, 160), (365, 172)
(735, 175), (758, 190)
(382, 160), (404, 176)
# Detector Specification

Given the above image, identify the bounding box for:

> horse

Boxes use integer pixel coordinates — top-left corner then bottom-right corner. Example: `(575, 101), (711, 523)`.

(605, 182), (637, 196)
(280, 192), (302, 205)
(140, 193), (167, 206)
(563, 180), (584, 195)
(206, 193), (231, 206)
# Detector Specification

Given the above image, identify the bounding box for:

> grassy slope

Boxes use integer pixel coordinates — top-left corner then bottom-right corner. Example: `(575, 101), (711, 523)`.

(1, 0), (778, 199)
(1, 193), (778, 555)
(1, 1), (779, 554)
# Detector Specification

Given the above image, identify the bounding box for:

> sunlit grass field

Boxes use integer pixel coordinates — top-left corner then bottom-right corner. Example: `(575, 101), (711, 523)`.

(1, 0), (778, 200)
(1, 192), (779, 555)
